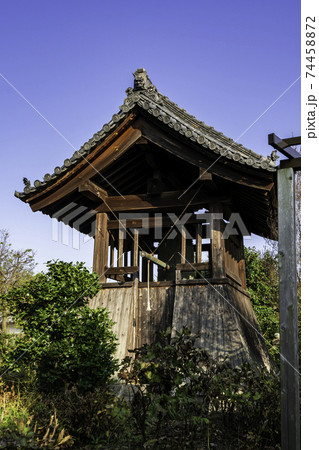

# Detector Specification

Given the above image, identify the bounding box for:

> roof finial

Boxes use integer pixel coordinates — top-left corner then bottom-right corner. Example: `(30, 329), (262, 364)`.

(133, 68), (153, 91)
(23, 177), (31, 188)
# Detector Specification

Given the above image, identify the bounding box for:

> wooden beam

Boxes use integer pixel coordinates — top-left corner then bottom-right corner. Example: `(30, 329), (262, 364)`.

(78, 180), (108, 202)
(279, 157), (301, 171)
(95, 190), (214, 213)
(141, 251), (170, 269)
(278, 167), (300, 450)
(199, 167), (212, 181)
(268, 133), (301, 159)
(140, 118), (275, 190)
(107, 214), (208, 230)
(176, 262), (209, 271)
(104, 266), (139, 275)
(29, 123), (142, 211)
(93, 212), (108, 282)
(281, 136), (301, 147)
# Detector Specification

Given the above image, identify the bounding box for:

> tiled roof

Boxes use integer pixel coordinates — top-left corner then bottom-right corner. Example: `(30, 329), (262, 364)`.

(15, 68), (277, 200)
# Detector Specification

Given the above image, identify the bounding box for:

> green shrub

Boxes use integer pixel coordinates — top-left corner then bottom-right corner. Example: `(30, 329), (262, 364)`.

(120, 327), (280, 449)
(0, 382), (73, 448)
(3, 261), (118, 392)
(245, 247), (280, 365)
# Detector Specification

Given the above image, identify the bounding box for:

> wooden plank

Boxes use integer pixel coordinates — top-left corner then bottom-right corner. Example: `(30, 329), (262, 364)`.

(226, 268), (242, 286)
(278, 167), (300, 450)
(93, 213), (108, 282)
(104, 266), (139, 275)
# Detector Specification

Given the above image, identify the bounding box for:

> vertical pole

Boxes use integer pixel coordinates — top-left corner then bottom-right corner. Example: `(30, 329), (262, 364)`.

(93, 212), (108, 283)
(278, 167), (300, 450)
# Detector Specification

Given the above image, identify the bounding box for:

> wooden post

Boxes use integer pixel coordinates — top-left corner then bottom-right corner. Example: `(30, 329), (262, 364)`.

(196, 223), (202, 263)
(118, 228), (124, 267)
(209, 203), (226, 279)
(110, 234), (115, 267)
(181, 226), (186, 263)
(278, 167), (300, 450)
(132, 229), (139, 347)
(238, 234), (246, 289)
(93, 212), (109, 282)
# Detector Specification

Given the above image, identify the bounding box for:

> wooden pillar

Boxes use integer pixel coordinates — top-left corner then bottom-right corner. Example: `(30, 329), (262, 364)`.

(196, 223), (202, 263)
(238, 234), (246, 289)
(110, 234), (115, 267)
(93, 212), (109, 283)
(278, 167), (300, 450)
(132, 229), (139, 348)
(181, 226), (186, 263)
(118, 228), (124, 267)
(209, 203), (226, 279)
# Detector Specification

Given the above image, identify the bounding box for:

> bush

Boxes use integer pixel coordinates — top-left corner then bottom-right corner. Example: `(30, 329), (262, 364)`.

(3, 261), (118, 392)
(245, 247), (280, 364)
(120, 327), (281, 449)
(0, 382), (73, 448)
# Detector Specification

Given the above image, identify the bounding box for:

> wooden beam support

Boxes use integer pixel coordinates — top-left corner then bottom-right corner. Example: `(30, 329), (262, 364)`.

(78, 180), (109, 203)
(141, 251), (170, 270)
(93, 212), (109, 282)
(278, 167), (300, 450)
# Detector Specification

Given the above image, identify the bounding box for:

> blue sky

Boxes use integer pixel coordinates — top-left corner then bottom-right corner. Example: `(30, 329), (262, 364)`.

(0, 0), (301, 272)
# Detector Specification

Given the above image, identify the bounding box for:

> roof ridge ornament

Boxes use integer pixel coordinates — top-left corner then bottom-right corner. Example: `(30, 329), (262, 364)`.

(133, 68), (155, 91)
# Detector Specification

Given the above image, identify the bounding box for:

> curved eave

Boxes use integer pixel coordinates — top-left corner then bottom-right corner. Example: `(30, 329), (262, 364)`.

(15, 72), (277, 202)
